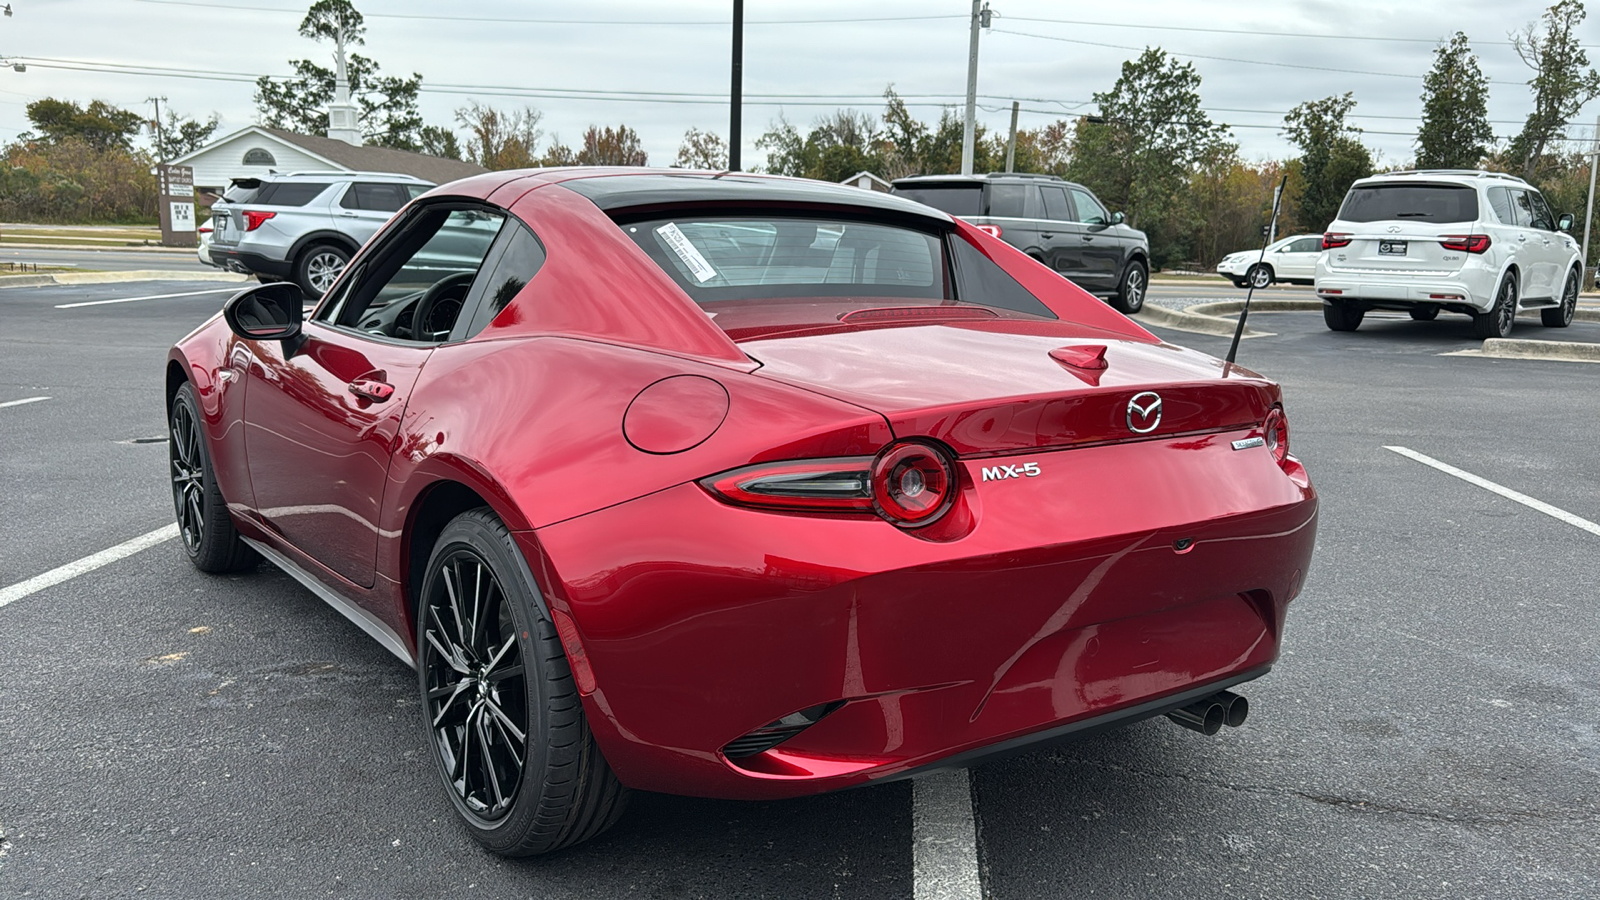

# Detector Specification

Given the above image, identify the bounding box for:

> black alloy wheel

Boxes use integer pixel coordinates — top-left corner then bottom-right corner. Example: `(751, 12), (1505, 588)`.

(1474, 273), (1519, 339)
(1542, 268), (1579, 327)
(1322, 300), (1364, 332)
(1248, 264), (1273, 289)
(418, 509), (629, 856)
(168, 383), (256, 573)
(1110, 261), (1147, 314)
(1408, 305), (1440, 321)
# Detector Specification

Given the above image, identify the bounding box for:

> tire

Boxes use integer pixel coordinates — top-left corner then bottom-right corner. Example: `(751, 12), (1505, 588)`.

(169, 383), (257, 573)
(294, 243), (351, 298)
(1231, 278), (1248, 289)
(1323, 301), (1364, 332)
(1543, 268), (1579, 327)
(1109, 261), (1147, 314)
(1473, 273), (1518, 339)
(418, 508), (629, 856)
(1408, 305), (1439, 321)
(1247, 265), (1273, 289)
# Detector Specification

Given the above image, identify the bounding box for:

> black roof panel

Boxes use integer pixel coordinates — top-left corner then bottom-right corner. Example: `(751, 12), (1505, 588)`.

(558, 171), (951, 222)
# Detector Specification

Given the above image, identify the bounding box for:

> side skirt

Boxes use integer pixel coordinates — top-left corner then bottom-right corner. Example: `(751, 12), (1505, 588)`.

(241, 536), (415, 668)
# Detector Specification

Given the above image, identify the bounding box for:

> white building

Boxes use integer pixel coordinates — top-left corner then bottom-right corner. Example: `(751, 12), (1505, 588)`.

(169, 126), (486, 198)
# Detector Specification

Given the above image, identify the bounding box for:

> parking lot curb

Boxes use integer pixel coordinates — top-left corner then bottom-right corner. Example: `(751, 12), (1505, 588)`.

(1472, 338), (1600, 363)
(0, 270), (249, 289)
(1131, 303), (1275, 338)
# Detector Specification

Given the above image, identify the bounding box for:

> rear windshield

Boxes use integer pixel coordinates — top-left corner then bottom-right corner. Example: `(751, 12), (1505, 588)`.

(621, 214), (1054, 318)
(892, 184), (982, 217)
(1338, 184), (1479, 223)
(254, 182), (332, 207)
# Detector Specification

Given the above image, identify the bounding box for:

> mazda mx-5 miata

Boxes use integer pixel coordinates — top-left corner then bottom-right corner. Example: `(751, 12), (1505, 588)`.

(166, 167), (1317, 855)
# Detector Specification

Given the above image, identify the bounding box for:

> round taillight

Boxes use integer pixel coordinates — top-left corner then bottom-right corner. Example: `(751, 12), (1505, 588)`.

(871, 442), (956, 527)
(1263, 408), (1288, 464)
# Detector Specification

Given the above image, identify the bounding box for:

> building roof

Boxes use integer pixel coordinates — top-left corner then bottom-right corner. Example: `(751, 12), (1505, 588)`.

(169, 125), (487, 186)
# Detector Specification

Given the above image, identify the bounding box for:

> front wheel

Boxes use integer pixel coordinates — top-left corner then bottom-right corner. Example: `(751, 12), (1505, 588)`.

(1109, 261), (1147, 314)
(1542, 269), (1579, 327)
(418, 509), (629, 856)
(1473, 273), (1518, 339)
(1323, 301), (1364, 332)
(169, 383), (257, 573)
(1247, 265), (1273, 290)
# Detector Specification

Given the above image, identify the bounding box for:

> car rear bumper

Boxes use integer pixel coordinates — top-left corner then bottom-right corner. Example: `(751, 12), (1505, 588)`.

(208, 247), (293, 279)
(1315, 267), (1494, 312)
(529, 427), (1318, 799)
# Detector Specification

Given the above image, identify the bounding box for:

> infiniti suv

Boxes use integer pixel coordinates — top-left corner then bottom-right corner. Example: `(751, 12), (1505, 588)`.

(1315, 170), (1581, 337)
(891, 173), (1151, 313)
(206, 171), (432, 297)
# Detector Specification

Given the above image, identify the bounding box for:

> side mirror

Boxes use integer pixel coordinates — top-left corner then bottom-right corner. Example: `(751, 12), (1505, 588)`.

(223, 281), (305, 342)
(1557, 212), (1575, 233)
(1110, 211), (1125, 225)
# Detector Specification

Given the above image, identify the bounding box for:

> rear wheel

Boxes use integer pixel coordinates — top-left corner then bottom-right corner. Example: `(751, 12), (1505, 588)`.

(1542, 268), (1579, 327)
(1109, 261), (1147, 314)
(1230, 277), (1248, 289)
(1247, 265), (1273, 289)
(418, 508), (629, 856)
(1323, 301), (1364, 332)
(1473, 273), (1518, 339)
(1408, 305), (1439, 321)
(169, 383), (256, 573)
(295, 243), (350, 298)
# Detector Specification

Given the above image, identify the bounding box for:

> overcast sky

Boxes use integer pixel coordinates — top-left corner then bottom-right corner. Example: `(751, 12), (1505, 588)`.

(1, 0), (1594, 169)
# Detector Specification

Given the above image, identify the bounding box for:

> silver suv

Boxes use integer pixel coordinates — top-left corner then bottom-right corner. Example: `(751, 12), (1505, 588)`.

(206, 171), (433, 296)
(1315, 170), (1582, 338)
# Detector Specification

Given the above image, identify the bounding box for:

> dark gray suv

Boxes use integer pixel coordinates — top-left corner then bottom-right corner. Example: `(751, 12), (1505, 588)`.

(891, 174), (1150, 313)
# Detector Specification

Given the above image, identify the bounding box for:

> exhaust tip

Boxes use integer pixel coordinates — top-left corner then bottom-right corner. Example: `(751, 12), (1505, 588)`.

(1166, 700), (1226, 736)
(1215, 690), (1249, 728)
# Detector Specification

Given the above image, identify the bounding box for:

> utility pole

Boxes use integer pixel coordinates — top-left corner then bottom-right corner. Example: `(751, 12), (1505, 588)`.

(147, 96), (167, 162)
(1004, 100), (1019, 173)
(729, 0), (743, 170)
(1583, 114), (1599, 289)
(960, 1), (989, 176)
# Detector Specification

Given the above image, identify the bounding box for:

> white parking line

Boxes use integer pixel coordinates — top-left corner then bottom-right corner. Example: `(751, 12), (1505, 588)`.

(0, 524), (177, 610)
(1386, 446), (1600, 537)
(54, 288), (237, 309)
(913, 769), (983, 900)
(0, 396), (50, 410)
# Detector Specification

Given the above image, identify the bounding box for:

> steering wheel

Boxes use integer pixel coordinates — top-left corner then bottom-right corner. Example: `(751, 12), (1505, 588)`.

(409, 271), (476, 342)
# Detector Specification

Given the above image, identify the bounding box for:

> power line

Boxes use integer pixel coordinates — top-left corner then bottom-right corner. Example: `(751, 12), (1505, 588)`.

(130, 0), (962, 27)
(998, 14), (1598, 49)
(991, 28), (1531, 87)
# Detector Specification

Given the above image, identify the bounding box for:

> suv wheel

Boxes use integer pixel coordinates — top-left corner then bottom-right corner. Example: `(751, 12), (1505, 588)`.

(296, 243), (351, 298)
(1408, 305), (1439, 321)
(1247, 265), (1273, 289)
(1542, 268), (1579, 328)
(1473, 273), (1518, 339)
(1109, 262), (1147, 314)
(1323, 301), (1363, 332)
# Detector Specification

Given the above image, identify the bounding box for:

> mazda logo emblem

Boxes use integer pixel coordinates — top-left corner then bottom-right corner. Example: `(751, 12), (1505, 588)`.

(1127, 391), (1162, 434)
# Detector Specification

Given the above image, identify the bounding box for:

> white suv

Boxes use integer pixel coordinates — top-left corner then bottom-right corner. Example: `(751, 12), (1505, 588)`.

(1315, 170), (1582, 338)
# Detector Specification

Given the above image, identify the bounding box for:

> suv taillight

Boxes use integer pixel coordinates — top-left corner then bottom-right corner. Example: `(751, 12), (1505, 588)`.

(1322, 232), (1352, 249)
(242, 210), (277, 232)
(1438, 234), (1491, 253)
(974, 224), (1003, 239)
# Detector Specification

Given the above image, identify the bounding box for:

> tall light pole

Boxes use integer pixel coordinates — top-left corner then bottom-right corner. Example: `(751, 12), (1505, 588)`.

(729, 0), (743, 170)
(960, 2), (990, 176)
(1582, 114), (1599, 290)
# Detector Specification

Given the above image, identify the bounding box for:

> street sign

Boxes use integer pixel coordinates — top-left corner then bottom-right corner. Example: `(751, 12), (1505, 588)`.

(157, 164), (197, 248)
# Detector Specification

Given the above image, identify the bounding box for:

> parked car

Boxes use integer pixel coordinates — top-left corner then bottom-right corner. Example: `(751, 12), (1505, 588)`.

(1315, 169), (1582, 337)
(890, 173), (1152, 313)
(196, 221), (213, 268)
(205, 171), (433, 297)
(169, 168), (1317, 856)
(1216, 233), (1324, 288)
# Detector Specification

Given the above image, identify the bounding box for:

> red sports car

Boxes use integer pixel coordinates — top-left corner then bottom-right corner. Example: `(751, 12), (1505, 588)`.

(166, 168), (1317, 855)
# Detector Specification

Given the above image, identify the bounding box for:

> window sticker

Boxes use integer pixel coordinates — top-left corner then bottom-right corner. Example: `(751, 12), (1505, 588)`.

(656, 222), (719, 283)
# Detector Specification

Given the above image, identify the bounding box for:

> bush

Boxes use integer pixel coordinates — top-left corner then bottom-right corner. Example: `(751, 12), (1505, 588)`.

(0, 138), (159, 224)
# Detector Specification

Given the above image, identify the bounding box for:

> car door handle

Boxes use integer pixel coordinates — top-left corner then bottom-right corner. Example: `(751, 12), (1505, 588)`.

(1082, 235), (1096, 242)
(348, 379), (395, 402)
(1518, 234), (1528, 241)
(338, 211), (359, 218)
(1039, 232), (1055, 238)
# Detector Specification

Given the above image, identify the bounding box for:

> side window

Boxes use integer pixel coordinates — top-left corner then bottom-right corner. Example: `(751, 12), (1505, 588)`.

(255, 182), (331, 207)
(1526, 191), (1555, 230)
(1068, 187), (1109, 225)
(986, 183), (1030, 218)
(1487, 187), (1513, 224)
(1509, 190), (1535, 228)
(318, 206), (507, 343)
(1039, 186), (1073, 222)
(949, 235), (1057, 319)
(340, 183), (409, 212)
(460, 223), (547, 339)
(1291, 237), (1322, 253)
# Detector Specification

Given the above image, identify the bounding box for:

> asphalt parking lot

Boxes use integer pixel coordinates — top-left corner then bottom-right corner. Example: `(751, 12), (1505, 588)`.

(2, 280), (1597, 898)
